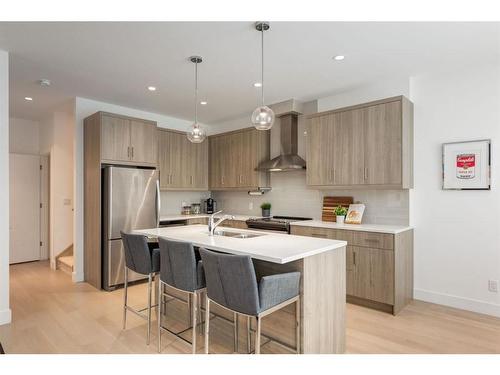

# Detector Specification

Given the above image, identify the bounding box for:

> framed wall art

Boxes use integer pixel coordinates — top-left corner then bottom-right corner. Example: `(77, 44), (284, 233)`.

(442, 139), (491, 190)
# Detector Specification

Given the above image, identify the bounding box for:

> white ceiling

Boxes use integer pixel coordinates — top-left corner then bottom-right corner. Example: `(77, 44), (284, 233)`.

(0, 22), (499, 123)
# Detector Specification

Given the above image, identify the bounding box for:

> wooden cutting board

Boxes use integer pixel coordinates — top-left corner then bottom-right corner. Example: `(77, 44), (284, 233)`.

(322, 196), (354, 222)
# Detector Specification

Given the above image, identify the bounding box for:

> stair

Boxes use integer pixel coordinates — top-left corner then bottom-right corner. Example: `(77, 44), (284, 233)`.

(57, 255), (74, 275)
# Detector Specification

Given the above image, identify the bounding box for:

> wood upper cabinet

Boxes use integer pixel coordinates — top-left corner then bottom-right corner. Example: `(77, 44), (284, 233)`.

(158, 129), (208, 191)
(100, 113), (157, 166)
(306, 96), (413, 189)
(100, 115), (131, 162)
(209, 127), (270, 190)
(129, 119), (157, 165)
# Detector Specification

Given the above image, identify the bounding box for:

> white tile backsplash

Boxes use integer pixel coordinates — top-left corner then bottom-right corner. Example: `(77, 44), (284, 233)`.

(212, 170), (409, 225)
(160, 191), (211, 215)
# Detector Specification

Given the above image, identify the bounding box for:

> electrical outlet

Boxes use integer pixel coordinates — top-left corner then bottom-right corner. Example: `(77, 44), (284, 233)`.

(249, 202), (254, 210)
(488, 280), (498, 293)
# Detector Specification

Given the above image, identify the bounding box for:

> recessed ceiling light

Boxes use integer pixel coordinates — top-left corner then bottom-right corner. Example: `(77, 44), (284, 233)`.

(147, 86), (156, 91)
(200, 101), (208, 105)
(25, 97), (33, 101)
(253, 82), (262, 88)
(333, 55), (345, 61)
(39, 79), (51, 87)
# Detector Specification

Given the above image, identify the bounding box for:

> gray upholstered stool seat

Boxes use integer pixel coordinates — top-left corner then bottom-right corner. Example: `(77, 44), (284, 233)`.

(121, 231), (160, 346)
(199, 248), (301, 354)
(157, 238), (206, 354)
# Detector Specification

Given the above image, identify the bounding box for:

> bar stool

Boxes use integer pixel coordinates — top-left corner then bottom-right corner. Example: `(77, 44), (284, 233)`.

(121, 231), (160, 345)
(199, 248), (301, 354)
(157, 238), (206, 354)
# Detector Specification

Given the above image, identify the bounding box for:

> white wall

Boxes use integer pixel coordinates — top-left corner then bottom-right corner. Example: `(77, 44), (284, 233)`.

(410, 63), (500, 317)
(73, 97), (210, 282)
(0, 50), (11, 325)
(9, 117), (39, 154)
(39, 105), (75, 269)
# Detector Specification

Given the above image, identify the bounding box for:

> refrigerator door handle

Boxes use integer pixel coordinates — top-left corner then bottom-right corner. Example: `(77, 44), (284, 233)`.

(156, 179), (161, 228)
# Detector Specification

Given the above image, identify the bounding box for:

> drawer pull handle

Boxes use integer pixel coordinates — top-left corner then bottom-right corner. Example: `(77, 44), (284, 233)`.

(364, 238), (380, 243)
(312, 234), (327, 238)
(353, 251), (356, 266)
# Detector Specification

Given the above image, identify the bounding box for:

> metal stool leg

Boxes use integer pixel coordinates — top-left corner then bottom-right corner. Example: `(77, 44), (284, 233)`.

(204, 298), (210, 354)
(198, 292), (204, 335)
(158, 279), (162, 353)
(255, 316), (261, 354)
(123, 265), (128, 330)
(147, 273), (153, 345)
(191, 292), (198, 354)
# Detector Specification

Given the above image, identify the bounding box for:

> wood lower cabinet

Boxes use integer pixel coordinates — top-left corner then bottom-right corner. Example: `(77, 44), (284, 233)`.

(291, 225), (413, 315)
(306, 96), (413, 189)
(221, 219), (247, 229)
(209, 127), (270, 190)
(99, 112), (157, 166)
(158, 129), (208, 191)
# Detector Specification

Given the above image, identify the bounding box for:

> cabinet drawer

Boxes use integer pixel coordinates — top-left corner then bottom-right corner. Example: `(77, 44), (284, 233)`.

(350, 231), (393, 250)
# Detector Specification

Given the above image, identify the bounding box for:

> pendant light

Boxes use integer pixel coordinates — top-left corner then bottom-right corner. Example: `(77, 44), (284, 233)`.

(186, 56), (207, 143)
(251, 21), (275, 131)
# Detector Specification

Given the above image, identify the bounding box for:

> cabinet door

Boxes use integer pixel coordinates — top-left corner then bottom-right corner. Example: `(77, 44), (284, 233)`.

(158, 130), (170, 189)
(333, 109), (365, 185)
(364, 101), (402, 185)
(169, 132), (185, 188)
(193, 140), (208, 189)
(349, 246), (394, 305)
(346, 246), (356, 296)
(101, 115), (130, 162)
(236, 131), (251, 187)
(209, 136), (221, 189)
(129, 120), (157, 165)
(306, 116), (333, 185)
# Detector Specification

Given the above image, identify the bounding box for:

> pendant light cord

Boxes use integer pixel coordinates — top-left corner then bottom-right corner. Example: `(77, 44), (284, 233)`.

(261, 27), (265, 106)
(194, 60), (198, 125)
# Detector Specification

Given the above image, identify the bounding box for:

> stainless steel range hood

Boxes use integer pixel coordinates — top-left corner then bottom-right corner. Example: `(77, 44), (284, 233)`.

(256, 113), (306, 172)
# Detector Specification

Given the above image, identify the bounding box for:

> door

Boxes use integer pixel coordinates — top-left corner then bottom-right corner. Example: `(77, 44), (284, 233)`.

(104, 167), (159, 240)
(101, 114), (130, 162)
(193, 140), (208, 189)
(129, 119), (157, 165)
(9, 154), (41, 264)
(364, 101), (402, 185)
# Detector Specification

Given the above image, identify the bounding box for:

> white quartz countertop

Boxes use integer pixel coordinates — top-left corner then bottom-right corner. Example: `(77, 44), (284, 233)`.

(159, 214), (262, 222)
(290, 220), (412, 234)
(135, 224), (347, 264)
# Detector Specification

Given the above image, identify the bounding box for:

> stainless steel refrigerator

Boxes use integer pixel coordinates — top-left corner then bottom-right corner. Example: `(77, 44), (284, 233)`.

(102, 166), (160, 291)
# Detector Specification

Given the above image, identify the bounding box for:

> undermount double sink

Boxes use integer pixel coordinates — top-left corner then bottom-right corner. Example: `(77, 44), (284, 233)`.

(212, 230), (265, 239)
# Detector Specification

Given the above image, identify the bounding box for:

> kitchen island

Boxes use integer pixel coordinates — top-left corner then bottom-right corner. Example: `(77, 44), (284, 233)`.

(135, 224), (347, 354)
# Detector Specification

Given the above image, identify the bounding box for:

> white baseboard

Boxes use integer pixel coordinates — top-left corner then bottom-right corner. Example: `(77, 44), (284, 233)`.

(0, 308), (12, 325)
(414, 288), (500, 318)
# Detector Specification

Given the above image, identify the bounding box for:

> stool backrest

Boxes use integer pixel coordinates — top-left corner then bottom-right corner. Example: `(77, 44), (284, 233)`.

(158, 238), (199, 292)
(199, 248), (260, 316)
(120, 231), (152, 275)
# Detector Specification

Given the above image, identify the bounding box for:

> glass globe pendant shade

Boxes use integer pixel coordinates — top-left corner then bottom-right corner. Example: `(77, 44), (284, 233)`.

(251, 105), (275, 130)
(186, 122), (206, 143)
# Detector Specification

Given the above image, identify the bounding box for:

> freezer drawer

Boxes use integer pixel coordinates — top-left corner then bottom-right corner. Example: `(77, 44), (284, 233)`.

(103, 239), (147, 290)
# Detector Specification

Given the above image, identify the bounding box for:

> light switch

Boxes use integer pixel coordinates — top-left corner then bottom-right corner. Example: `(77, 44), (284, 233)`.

(63, 198), (72, 206)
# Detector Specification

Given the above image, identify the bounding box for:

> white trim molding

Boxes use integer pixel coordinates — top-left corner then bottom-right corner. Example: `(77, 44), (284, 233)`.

(415, 288), (500, 318)
(0, 308), (12, 325)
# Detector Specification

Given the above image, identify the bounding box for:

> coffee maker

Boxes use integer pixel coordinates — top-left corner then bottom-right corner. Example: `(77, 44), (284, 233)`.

(204, 198), (217, 214)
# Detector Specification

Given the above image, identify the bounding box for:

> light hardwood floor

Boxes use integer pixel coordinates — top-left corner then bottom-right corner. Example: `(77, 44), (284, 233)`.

(1, 261), (499, 354)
